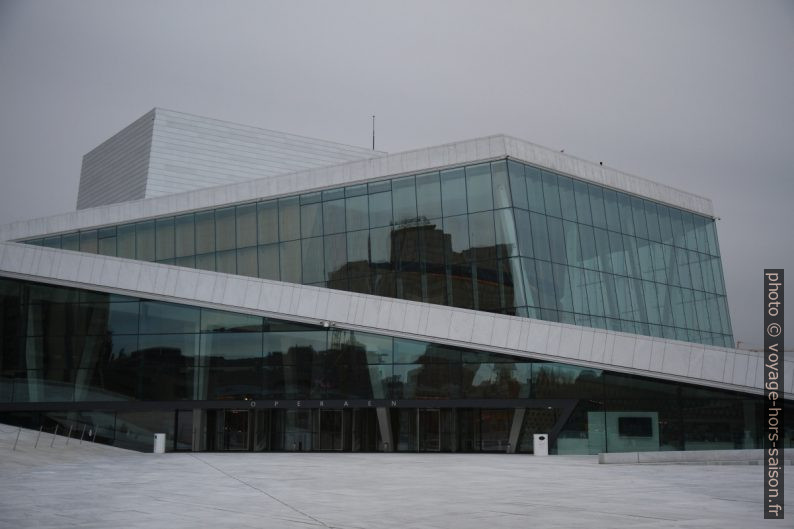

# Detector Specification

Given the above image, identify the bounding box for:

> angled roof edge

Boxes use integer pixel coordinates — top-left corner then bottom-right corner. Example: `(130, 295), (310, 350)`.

(1, 134), (714, 242)
(0, 241), (777, 399)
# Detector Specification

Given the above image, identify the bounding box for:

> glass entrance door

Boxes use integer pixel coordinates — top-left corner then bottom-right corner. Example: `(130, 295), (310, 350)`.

(222, 410), (249, 451)
(318, 409), (343, 450)
(418, 409), (441, 451)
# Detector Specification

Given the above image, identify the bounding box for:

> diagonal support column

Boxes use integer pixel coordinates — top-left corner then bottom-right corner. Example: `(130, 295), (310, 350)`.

(507, 408), (526, 454)
(376, 407), (392, 452)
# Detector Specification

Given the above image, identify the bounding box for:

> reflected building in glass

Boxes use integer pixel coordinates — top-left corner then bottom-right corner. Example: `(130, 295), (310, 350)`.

(0, 108), (790, 454)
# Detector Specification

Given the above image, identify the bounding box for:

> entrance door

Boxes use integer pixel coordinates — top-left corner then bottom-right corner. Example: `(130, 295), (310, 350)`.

(318, 409), (343, 450)
(418, 409), (441, 451)
(223, 410), (249, 451)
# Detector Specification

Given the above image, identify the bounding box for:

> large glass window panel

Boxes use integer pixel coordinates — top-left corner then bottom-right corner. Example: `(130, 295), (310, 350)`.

(608, 232), (627, 276)
(440, 167), (467, 217)
(669, 208), (685, 248)
(657, 205), (674, 245)
(688, 250), (704, 291)
(644, 202), (661, 242)
(541, 171), (562, 218)
(202, 308), (263, 333)
(465, 163), (493, 213)
(301, 237), (324, 284)
(585, 269), (606, 318)
(444, 215), (470, 264)
(669, 287), (685, 329)
(468, 211), (496, 262)
(345, 195), (369, 232)
(257, 200), (279, 245)
(137, 334), (199, 368)
(622, 235), (640, 278)
(368, 192), (392, 228)
(573, 180), (592, 226)
(631, 197), (648, 240)
(257, 244), (279, 280)
(546, 217), (566, 264)
(700, 254), (716, 293)
(237, 246), (257, 278)
(501, 257), (525, 308)
(216, 249), (236, 274)
(323, 199), (346, 235)
(345, 183), (367, 198)
(692, 215), (709, 254)
(602, 189), (621, 232)
(519, 258), (540, 308)
(558, 176), (577, 221)
(97, 230), (116, 257)
(614, 275), (634, 321)
(579, 225), (597, 270)
(62, 232), (79, 251)
(682, 212), (698, 251)
(80, 230), (98, 254)
(301, 191), (321, 205)
(568, 266), (588, 314)
(535, 260), (557, 309)
(195, 211), (215, 255)
(346, 229), (369, 268)
(552, 264), (574, 313)
(369, 226), (392, 264)
(588, 184), (607, 229)
(600, 272), (620, 319)
(525, 165), (546, 214)
(490, 161), (510, 209)
(675, 247), (691, 288)
(392, 176), (417, 223)
(494, 209), (518, 259)
(642, 281), (660, 325)
(416, 171), (442, 219)
(514, 209), (533, 258)
(529, 212), (551, 262)
(705, 221), (719, 256)
(155, 218), (174, 261)
(236, 203), (257, 248)
(637, 242), (654, 281)
(322, 187), (344, 202)
(201, 333), (262, 366)
(324, 233), (347, 282)
(42, 235), (61, 249)
(563, 220), (582, 268)
(279, 197), (300, 241)
(594, 228), (612, 273)
(139, 301), (200, 334)
(215, 207), (236, 252)
(615, 193), (634, 236)
(195, 252), (215, 272)
(300, 202), (323, 238)
(279, 240), (301, 283)
(174, 214), (195, 258)
(474, 259), (500, 311)
(507, 161), (528, 210)
(135, 221), (155, 261)
(711, 258), (725, 295)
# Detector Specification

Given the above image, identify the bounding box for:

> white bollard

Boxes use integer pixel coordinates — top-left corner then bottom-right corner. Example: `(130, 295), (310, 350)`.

(153, 433), (166, 454)
(533, 434), (549, 456)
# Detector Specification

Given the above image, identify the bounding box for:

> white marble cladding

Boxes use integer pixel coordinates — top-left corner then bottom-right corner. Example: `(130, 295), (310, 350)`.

(2, 134), (713, 242)
(0, 241), (780, 399)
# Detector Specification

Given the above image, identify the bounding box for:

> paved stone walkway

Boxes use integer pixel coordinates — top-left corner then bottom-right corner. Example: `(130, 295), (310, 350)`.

(0, 425), (790, 528)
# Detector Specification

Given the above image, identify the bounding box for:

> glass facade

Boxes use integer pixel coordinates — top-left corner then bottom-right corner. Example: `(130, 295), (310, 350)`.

(23, 159), (732, 347)
(0, 277), (774, 454)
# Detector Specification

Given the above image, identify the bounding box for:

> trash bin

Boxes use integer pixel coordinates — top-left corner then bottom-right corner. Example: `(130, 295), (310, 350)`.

(153, 433), (166, 454)
(533, 434), (548, 456)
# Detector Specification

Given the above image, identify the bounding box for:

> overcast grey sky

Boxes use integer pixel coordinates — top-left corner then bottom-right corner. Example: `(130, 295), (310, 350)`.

(0, 0), (792, 347)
